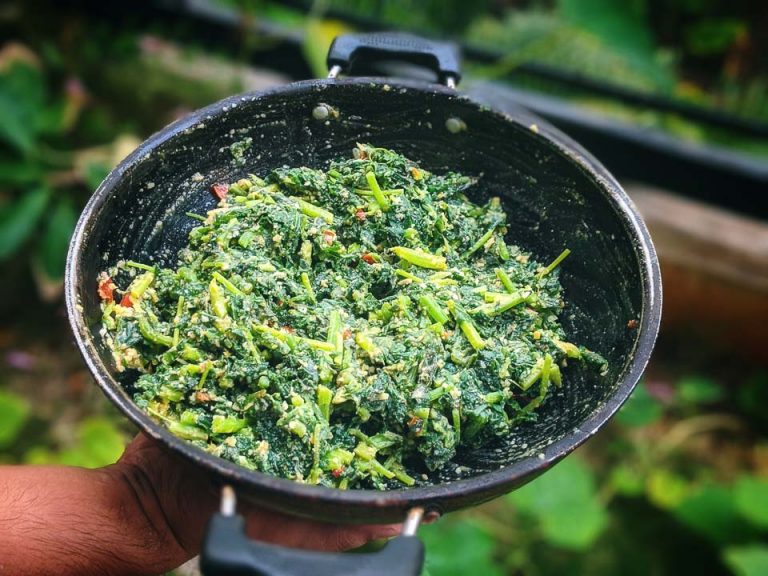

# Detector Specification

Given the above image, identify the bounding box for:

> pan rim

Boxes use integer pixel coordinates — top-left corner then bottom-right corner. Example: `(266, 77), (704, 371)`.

(65, 76), (662, 517)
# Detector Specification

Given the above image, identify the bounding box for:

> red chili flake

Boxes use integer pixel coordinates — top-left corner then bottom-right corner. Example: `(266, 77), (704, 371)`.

(283, 326), (296, 334)
(407, 415), (425, 436)
(195, 390), (212, 403)
(98, 277), (116, 303)
(322, 230), (336, 245)
(276, 300), (284, 307)
(342, 328), (352, 339)
(211, 183), (228, 200)
(627, 319), (639, 329)
(120, 293), (133, 308)
(355, 209), (367, 222)
(361, 253), (375, 265)
(332, 467), (345, 478)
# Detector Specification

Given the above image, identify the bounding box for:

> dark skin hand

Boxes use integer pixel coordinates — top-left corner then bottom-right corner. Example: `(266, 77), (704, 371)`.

(0, 433), (400, 576)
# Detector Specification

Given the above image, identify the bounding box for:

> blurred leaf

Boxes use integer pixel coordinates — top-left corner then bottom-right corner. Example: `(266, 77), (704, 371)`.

(724, 545), (768, 576)
(0, 161), (44, 185)
(303, 19), (352, 79)
(0, 62), (46, 154)
(616, 382), (663, 427)
(674, 485), (748, 544)
(684, 18), (747, 56)
(83, 162), (111, 191)
(508, 456), (607, 550)
(0, 390), (30, 448)
(0, 186), (51, 260)
(676, 376), (724, 407)
(420, 517), (501, 576)
(558, 0), (655, 62)
(609, 464), (645, 497)
(734, 476), (768, 529)
(34, 417), (126, 468)
(23, 446), (57, 465)
(737, 372), (768, 425)
(541, 497), (607, 550)
(77, 417), (126, 467)
(647, 470), (690, 510)
(36, 196), (77, 280)
(467, 11), (673, 92)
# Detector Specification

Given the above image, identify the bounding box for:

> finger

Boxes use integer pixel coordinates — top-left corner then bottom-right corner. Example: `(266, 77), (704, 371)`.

(244, 507), (402, 551)
(122, 434), (402, 552)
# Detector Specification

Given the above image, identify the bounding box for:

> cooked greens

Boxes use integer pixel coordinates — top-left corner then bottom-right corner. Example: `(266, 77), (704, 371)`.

(98, 144), (606, 489)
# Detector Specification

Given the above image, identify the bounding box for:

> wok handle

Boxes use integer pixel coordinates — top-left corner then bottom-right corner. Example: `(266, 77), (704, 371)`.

(326, 32), (461, 87)
(199, 487), (425, 576)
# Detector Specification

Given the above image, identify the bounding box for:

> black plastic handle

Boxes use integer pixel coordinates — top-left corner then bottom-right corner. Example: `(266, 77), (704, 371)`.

(200, 514), (425, 576)
(327, 32), (461, 86)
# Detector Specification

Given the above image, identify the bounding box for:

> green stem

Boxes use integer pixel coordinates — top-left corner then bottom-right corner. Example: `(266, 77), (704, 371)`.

(538, 248), (571, 278)
(463, 226), (497, 258)
(452, 407), (461, 443)
(495, 268), (515, 293)
(391, 246), (447, 270)
(327, 309), (344, 365)
(448, 301), (486, 350)
(209, 279), (228, 318)
(128, 271), (155, 299)
(212, 272), (245, 296)
(300, 272), (316, 303)
(317, 385), (333, 420)
(138, 317), (174, 347)
(394, 269), (423, 283)
(125, 261), (155, 272)
(418, 294), (450, 324)
(297, 199), (334, 224)
(366, 172), (391, 212)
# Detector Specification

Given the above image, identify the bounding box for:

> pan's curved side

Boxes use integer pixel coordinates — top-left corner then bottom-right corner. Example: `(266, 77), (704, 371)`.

(66, 78), (660, 524)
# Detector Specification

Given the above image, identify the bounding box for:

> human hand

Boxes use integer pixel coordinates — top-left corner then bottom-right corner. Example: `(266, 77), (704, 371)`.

(0, 433), (400, 576)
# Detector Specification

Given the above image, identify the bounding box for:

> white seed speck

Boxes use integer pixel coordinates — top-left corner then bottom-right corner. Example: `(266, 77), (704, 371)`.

(312, 105), (330, 121)
(445, 117), (467, 134)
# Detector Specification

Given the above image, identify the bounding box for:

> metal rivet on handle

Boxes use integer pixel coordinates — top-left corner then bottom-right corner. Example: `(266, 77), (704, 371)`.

(221, 485), (237, 516)
(402, 507), (425, 536)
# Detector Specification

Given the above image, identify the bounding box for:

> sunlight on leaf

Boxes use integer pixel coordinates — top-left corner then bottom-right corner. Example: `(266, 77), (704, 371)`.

(0, 390), (30, 448)
(615, 382), (663, 427)
(609, 464), (645, 497)
(676, 376), (724, 407)
(508, 456), (607, 550)
(673, 485), (749, 544)
(734, 476), (768, 529)
(303, 19), (352, 79)
(420, 517), (502, 576)
(27, 417), (127, 468)
(0, 186), (51, 260)
(724, 545), (768, 576)
(77, 417), (127, 466)
(36, 196), (77, 280)
(0, 61), (45, 154)
(646, 470), (690, 510)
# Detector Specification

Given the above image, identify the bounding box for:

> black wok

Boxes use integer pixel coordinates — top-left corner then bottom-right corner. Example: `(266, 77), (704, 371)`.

(65, 33), (661, 575)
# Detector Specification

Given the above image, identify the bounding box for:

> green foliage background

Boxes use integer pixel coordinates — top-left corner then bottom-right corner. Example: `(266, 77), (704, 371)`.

(1, 1), (766, 574)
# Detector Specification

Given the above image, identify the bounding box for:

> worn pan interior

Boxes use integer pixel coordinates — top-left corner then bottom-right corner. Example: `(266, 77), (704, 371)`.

(66, 78), (661, 523)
